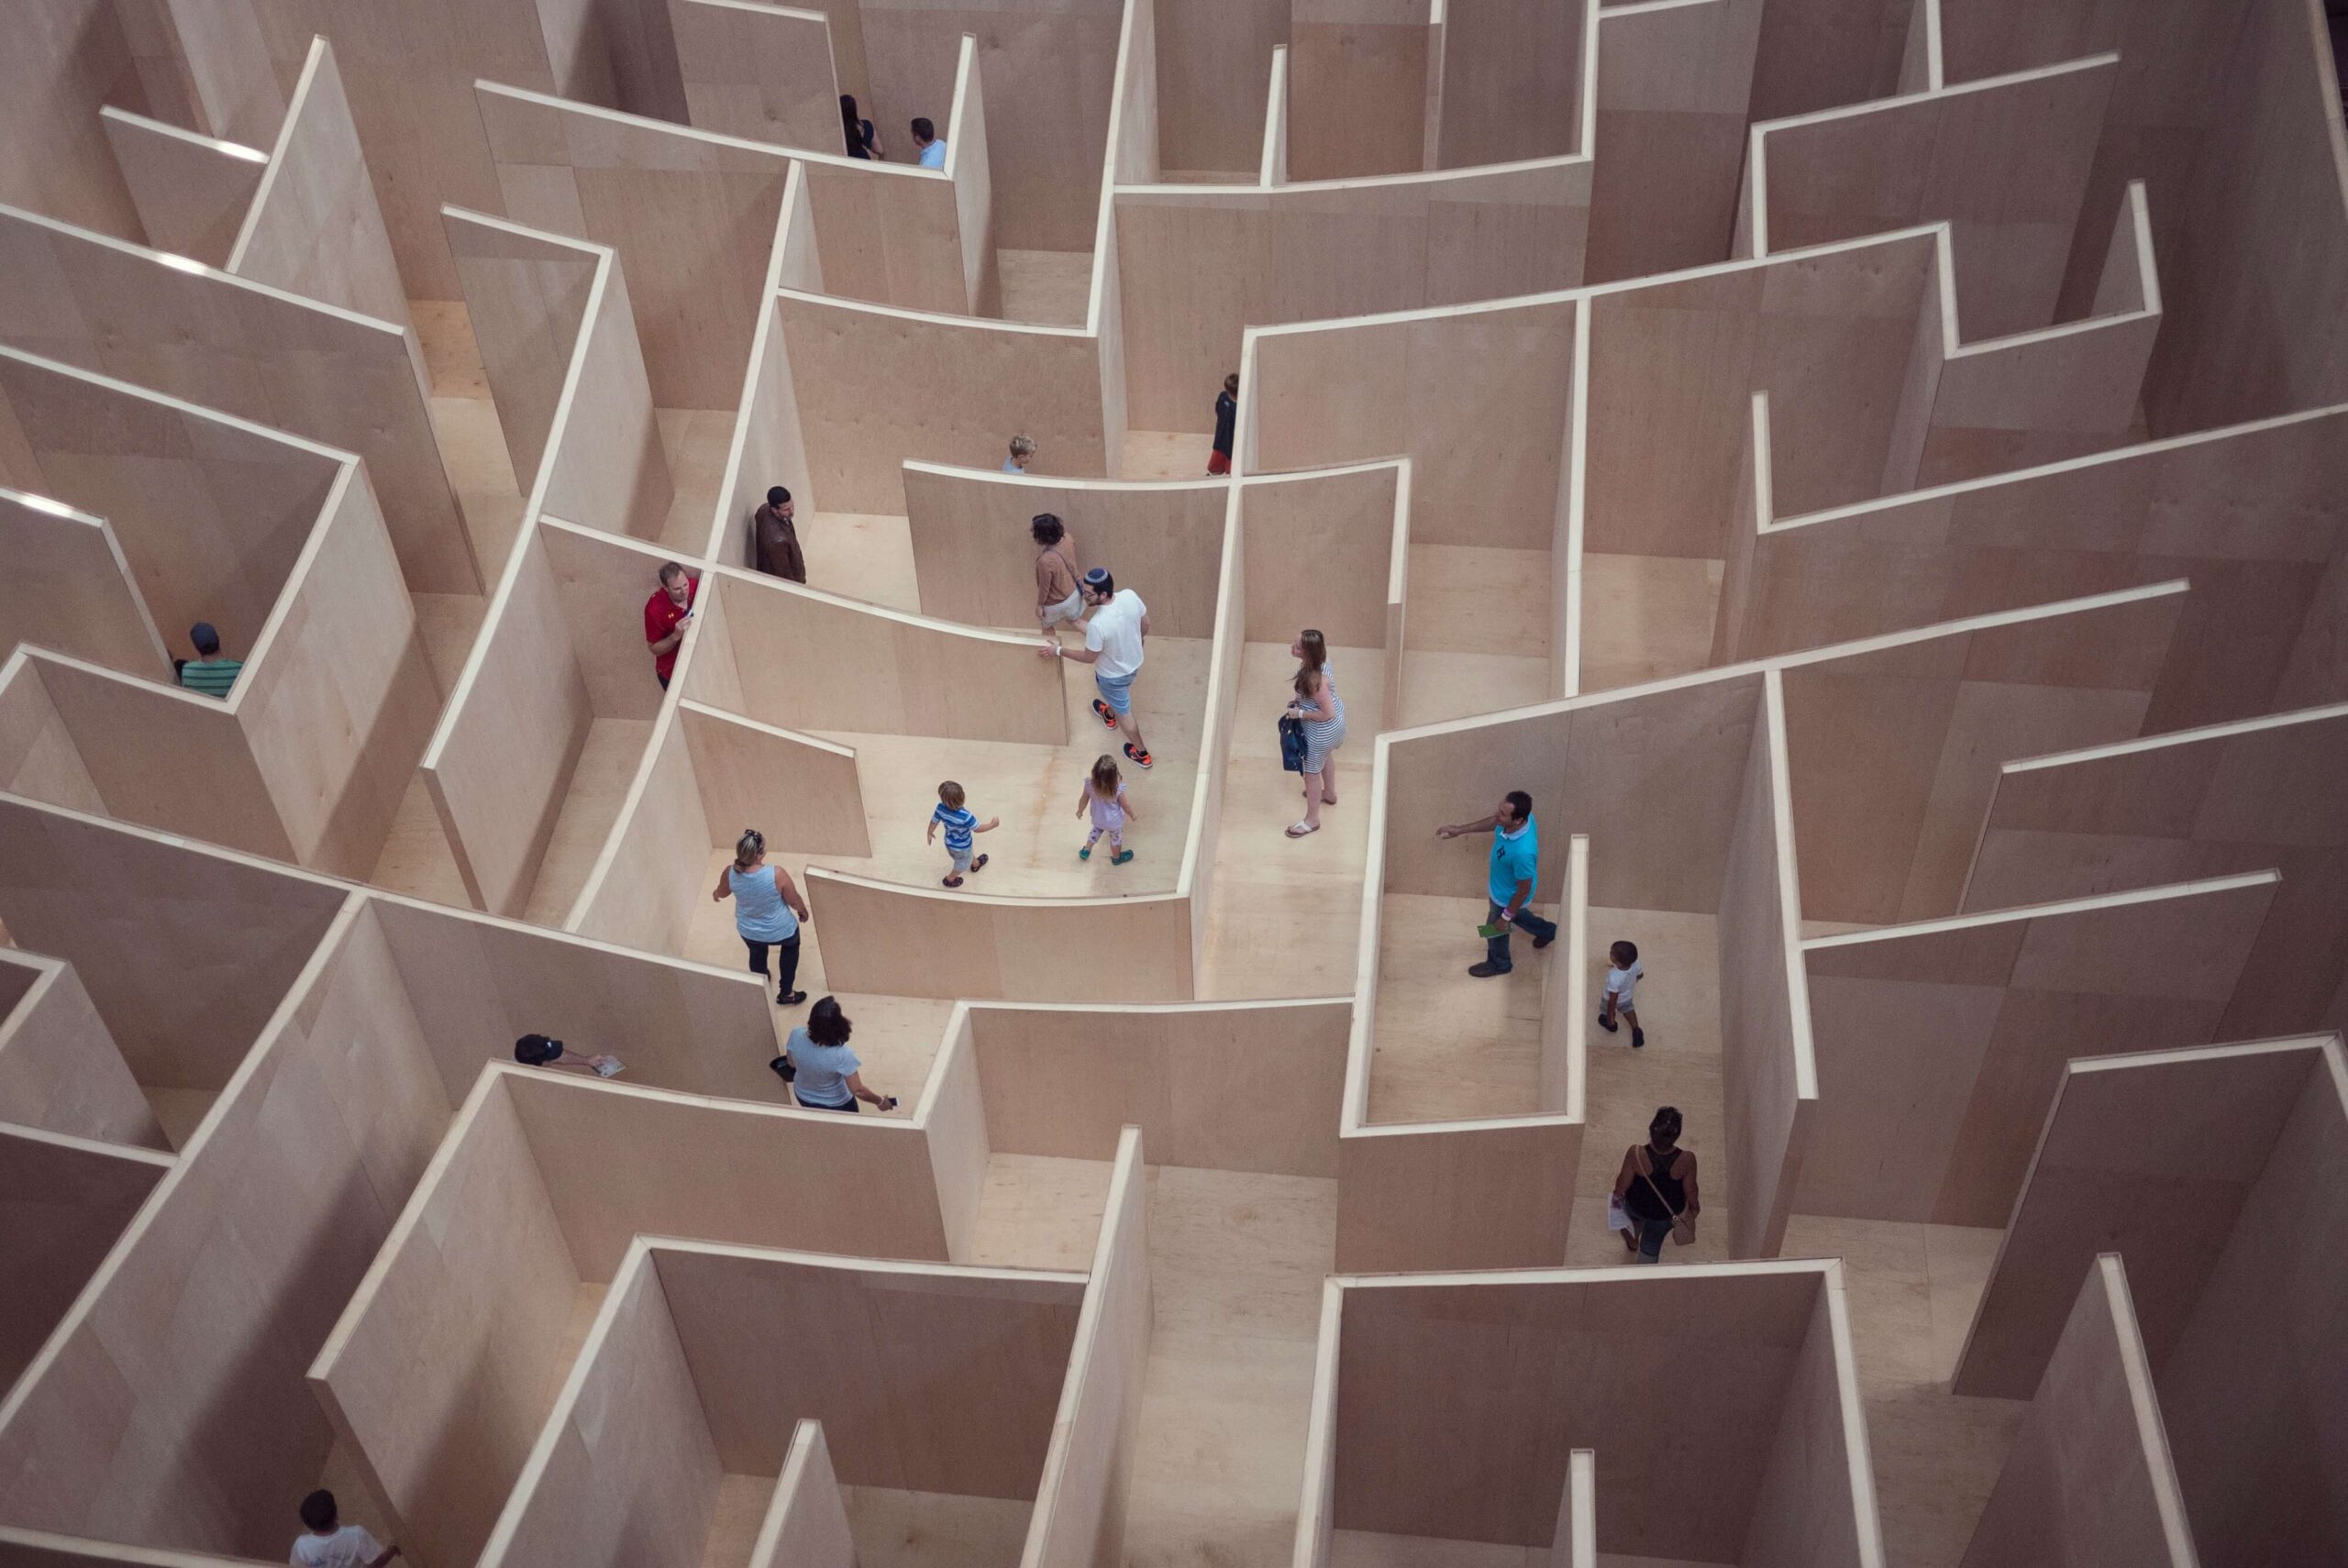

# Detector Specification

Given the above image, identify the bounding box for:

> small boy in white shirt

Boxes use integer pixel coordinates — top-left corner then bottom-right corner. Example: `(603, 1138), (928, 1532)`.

(291, 1490), (399, 1568)
(1597, 939), (1645, 1048)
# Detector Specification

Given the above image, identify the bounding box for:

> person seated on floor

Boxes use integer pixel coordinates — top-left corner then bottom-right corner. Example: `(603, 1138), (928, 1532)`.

(514, 1032), (623, 1077)
(178, 621), (242, 698)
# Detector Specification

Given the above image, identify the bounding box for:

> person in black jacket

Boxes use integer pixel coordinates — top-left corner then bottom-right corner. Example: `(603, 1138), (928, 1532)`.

(1209, 371), (1239, 474)
(840, 95), (881, 159)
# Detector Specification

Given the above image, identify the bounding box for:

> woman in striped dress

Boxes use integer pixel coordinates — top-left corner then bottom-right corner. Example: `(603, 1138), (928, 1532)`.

(1285, 628), (1346, 838)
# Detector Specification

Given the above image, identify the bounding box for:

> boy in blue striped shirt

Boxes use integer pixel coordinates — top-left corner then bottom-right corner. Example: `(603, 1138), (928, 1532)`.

(927, 780), (1000, 888)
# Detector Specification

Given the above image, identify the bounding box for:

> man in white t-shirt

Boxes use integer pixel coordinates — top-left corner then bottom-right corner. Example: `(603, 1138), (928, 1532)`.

(291, 1490), (400, 1568)
(1041, 568), (1155, 768)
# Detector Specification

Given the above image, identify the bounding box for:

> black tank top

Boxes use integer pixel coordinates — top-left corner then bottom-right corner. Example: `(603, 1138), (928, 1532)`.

(1627, 1144), (1685, 1220)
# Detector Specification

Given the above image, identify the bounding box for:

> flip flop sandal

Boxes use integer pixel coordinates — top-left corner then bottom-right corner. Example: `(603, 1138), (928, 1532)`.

(1286, 821), (1319, 837)
(970, 854), (989, 873)
(942, 876), (963, 888)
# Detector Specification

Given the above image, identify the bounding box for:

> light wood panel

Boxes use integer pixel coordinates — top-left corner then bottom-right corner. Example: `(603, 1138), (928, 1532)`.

(1748, 55), (2115, 338)
(0, 494), (171, 681)
(1963, 701), (2348, 1040)
(1584, 235), (1935, 559)
(97, 107), (267, 267)
(646, 1240), (1086, 1494)
(1434, 0), (1588, 170)
(1251, 296), (1576, 550)
(902, 463), (1228, 635)
(539, 240), (675, 539)
(805, 866), (1196, 1000)
(0, 666), (104, 816)
(0, 798), (347, 1091)
(227, 39), (413, 337)
(564, 704), (710, 954)
(1954, 1039), (2331, 1401)
(0, 1124), (171, 1390)
(672, 0), (844, 150)
(1585, 0), (1762, 284)
(1153, 0), (1288, 177)
(0, 202), (476, 593)
(1020, 1127), (1150, 1568)
(1285, 0), (1430, 182)
(0, 345), (341, 661)
(1113, 160), (1590, 432)
(1748, 0), (1921, 120)
(966, 999), (1347, 1176)
(1242, 464), (1401, 649)
(1721, 677), (1814, 1258)
(422, 526), (597, 915)
(1335, 1118), (1580, 1274)
(692, 567), (1069, 743)
(0, 1), (144, 240)
(0, 896), (455, 1559)
(681, 700), (871, 856)
(773, 292), (1112, 513)
(1777, 583), (2184, 925)
(0, 951), (162, 1149)
(1725, 394), (2345, 736)
(1797, 872), (2279, 1230)
(444, 206), (602, 491)
(1959, 1253), (2197, 1568)
(1741, 1266), (1882, 1568)
(751, 1421), (857, 1568)
(1325, 1262), (1876, 1562)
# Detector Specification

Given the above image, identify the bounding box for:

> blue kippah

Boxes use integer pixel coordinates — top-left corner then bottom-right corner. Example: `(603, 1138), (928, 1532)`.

(1083, 567), (1111, 587)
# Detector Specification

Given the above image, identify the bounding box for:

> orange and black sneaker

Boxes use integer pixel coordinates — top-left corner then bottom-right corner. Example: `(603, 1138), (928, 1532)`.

(1124, 742), (1152, 769)
(1091, 698), (1121, 728)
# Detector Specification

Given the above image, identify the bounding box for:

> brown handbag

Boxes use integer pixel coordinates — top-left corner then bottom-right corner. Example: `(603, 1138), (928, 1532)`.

(1633, 1146), (1696, 1247)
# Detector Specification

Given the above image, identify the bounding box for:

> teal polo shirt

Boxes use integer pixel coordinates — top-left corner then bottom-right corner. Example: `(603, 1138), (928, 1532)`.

(1489, 818), (1538, 907)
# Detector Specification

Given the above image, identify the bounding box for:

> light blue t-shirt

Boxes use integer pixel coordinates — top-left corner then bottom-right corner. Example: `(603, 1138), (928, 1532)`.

(1489, 818), (1539, 907)
(787, 1028), (861, 1108)
(728, 864), (799, 942)
(918, 139), (947, 169)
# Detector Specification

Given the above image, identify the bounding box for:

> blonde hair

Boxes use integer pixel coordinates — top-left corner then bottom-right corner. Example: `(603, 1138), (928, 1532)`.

(1008, 435), (1036, 460)
(938, 779), (966, 809)
(733, 829), (766, 869)
(1089, 756), (1120, 796)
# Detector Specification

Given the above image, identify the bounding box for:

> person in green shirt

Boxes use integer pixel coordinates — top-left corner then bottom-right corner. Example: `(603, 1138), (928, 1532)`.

(177, 622), (241, 699)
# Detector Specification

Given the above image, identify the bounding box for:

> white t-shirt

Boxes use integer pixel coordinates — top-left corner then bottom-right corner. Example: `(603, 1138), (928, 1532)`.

(1604, 958), (1644, 1010)
(1084, 590), (1147, 679)
(292, 1525), (383, 1568)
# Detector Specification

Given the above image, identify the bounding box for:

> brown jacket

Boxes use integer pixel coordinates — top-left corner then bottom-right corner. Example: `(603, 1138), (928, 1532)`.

(754, 503), (805, 582)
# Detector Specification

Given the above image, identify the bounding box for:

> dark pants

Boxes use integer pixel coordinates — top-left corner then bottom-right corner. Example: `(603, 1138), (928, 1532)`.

(795, 1093), (858, 1113)
(1485, 901), (1558, 969)
(1634, 1215), (1672, 1263)
(745, 934), (801, 998)
(658, 672), (670, 690)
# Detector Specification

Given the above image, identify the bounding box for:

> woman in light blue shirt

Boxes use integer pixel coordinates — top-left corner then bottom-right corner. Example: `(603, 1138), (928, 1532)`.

(712, 829), (810, 1006)
(780, 997), (898, 1113)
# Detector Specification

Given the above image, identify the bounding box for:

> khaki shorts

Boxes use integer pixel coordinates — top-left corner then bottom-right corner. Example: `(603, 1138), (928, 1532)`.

(1040, 588), (1084, 627)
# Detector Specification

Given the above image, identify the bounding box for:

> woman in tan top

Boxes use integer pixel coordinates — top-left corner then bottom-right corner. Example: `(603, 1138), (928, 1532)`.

(1033, 513), (1082, 636)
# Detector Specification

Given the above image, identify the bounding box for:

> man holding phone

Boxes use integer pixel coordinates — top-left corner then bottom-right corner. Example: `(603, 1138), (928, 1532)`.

(645, 561), (697, 690)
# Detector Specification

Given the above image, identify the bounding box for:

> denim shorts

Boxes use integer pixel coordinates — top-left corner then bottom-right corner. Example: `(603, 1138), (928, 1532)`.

(949, 845), (973, 873)
(1094, 668), (1135, 716)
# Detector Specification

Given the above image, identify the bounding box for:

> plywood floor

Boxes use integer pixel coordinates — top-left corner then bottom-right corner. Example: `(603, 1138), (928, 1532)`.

(996, 248), (1094, 327)
(523, 717), (656, 927)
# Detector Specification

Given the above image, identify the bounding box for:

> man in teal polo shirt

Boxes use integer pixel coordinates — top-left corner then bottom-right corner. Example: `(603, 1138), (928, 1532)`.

(1435, 790), (1558, 977)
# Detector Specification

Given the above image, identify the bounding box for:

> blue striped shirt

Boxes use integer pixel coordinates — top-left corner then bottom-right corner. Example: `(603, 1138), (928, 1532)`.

(932, 803), (979, 851)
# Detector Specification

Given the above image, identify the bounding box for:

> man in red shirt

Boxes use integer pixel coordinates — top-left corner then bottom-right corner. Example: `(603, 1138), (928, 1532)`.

(645, 562), (696, 689)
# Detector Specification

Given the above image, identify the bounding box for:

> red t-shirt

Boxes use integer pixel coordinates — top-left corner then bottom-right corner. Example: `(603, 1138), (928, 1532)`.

(644, 577), (696, 681)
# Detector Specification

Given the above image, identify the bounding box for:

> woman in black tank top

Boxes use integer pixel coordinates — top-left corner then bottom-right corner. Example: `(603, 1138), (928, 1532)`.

(1615, 1106), (1700, 1264)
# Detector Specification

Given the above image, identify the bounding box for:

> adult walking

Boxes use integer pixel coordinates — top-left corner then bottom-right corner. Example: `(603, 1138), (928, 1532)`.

(1208, 372), (1238, 475)
(1434, 790), (1557, 977)
(840, 94), (881, 159)
(1283, 629), (1345, 837)
(1613, 1107), (1699, 1264)
(712, 829), (809, 1005)
(644, 562), (695, 690)
(1032, 513), (1081, 636)
(1040, 567), (1154, 769)
(753, 485), (804, 582)
(779, 997), (898, 1113)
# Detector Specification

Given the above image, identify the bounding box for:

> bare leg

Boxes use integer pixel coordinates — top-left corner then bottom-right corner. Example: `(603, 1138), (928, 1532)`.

(1300, 769), (1324, 830)
(1118, 712), (1148, 755)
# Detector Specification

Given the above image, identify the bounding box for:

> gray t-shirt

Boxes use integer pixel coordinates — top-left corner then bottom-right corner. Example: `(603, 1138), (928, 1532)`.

(786, 1028), (860, 1108)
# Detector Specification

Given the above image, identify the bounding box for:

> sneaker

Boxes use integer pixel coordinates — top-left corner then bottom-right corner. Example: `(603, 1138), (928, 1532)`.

(1124, 743), (1153, 769)
(1531, 930), (1554, 950)
(1632, 1027), (1646, 1049)
(1079, 844), (1092, 860)
(1596, 1013), (1618, 1033)
(1112, 849), (1135, 865)
(1468, 961), (1511, 977)
(1091, 698), (1121, 728)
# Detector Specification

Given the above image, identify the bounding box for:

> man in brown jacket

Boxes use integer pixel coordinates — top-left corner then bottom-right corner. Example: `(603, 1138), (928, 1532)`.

(754, 485), (806, 582)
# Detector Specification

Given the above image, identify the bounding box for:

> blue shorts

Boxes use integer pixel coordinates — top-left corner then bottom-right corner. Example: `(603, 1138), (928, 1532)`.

(1094, 668), (1135, 716)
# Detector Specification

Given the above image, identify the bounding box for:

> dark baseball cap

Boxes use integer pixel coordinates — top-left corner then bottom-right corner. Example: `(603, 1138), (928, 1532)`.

(514, 1033), (563, 1066)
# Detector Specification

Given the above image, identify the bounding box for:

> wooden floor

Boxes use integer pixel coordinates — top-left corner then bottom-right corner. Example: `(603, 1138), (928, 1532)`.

(996, 248), (1094, 327)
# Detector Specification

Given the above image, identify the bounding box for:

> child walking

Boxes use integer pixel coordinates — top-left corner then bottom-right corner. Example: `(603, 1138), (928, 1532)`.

(928, 780), (999, 888)
(291, 1490), (399, 1568)
(1597, 939), (1645, 1047)
(1076, 755), (1138, 864)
